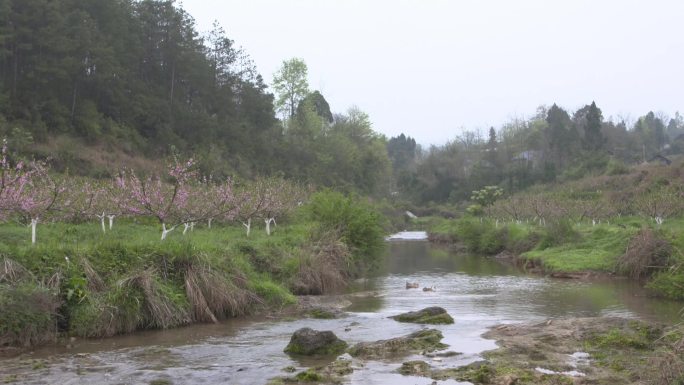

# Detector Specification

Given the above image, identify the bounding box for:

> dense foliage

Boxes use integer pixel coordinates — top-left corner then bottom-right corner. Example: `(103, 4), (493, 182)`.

(388, 105), (684, 204)
(0, 0), (392, 196)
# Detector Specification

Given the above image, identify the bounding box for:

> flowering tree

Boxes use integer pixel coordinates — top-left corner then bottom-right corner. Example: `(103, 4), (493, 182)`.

(61, 178), (101, 225)
(259, 178), (305, 235)
(0, 140), (27, 220)
(181, 177), (236, 234)
(234, 179), (268, 236)
(0, 142), (63, 244)
(118, 158), (196, 240)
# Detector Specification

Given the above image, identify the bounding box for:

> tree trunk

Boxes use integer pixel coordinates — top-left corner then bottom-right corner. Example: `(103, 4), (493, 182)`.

(107, 215), (115, 230)
(161, 223), (176, 240)
(242, 218), (251, 236)
(96, 212), (106, 233)
(208, 218), (212, 228)
(183, 222), (190, 235)
(170, 62), (175, 105)
(30, 218), (38, 245)
(70, 81), (78, 123)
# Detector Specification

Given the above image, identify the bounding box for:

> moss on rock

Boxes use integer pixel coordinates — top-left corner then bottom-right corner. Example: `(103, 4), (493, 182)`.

(348, 329), (447, 359)
(390, 307), (454, 325)
(284, 328), (348, 356)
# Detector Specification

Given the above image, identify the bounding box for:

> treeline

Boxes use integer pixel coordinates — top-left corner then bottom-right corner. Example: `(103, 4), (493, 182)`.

(0, 0), (391, 196)
(388, 103), (684, 204)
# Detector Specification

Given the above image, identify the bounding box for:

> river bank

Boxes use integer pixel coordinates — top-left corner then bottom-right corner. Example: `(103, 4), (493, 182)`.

(0, 191), (387, 351)
(2, 238), (681, 384)
(423, 215), (684, 300)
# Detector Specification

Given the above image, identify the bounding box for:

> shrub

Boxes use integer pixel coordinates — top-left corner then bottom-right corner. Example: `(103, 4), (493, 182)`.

(617, 228), (671, 279)
(0, 284), (61, 347)
(538, 219), (580, 249)
(455, 218), (484, 252)
(647, 268), (684, 300)
(305, 191), (385, 275)
(290, 230), (351, 295)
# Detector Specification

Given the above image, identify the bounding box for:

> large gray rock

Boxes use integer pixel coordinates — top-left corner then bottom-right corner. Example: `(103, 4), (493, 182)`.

(284, 327), (348, 356)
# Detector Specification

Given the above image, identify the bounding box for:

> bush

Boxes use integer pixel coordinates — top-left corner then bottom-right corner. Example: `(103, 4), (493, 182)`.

(617, 228), (671, 279)
(453, 218), (506, 255)
(538, 219), (580, 249)
(0, 284), (61, 347)
(305, 191), (386, 275)
(647, 268), (684, 300)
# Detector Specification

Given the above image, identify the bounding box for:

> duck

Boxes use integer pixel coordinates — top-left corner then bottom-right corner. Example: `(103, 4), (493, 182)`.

(422, 286), (436, 292)
(406, 281), (419, 289)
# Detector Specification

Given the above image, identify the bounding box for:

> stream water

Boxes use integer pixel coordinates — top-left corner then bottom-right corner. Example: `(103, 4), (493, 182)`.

(1, 234), (682, 385)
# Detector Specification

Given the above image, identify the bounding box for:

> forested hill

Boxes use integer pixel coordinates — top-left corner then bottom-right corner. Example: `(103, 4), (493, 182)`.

(0, 0), (391, 196)
(0, 0), (273, 168)
(2, 0), (683, 205)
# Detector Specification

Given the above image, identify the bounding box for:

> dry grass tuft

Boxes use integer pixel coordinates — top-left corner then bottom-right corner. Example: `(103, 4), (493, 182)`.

(0, 257), (32, 285)
(118, 268), (191, 329)
(291, 231), (351, 295)
(617, 228), (672, 279)
(183, 262), (261, 323)
(650, 330), (684, 385)
(80, 257), (105, 292)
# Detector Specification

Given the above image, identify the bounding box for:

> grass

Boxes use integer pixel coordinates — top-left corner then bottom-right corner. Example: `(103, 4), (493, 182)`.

(523, 224), (635, 272)
(0, 204), (384, 347)
(426, 215), (684, 300)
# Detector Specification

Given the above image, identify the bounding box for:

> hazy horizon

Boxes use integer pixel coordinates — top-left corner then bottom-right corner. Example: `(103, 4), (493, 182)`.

(183, 0), (683, 146)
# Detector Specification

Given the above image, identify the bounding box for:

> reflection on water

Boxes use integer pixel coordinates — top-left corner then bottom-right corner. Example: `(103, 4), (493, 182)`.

(1, 238), (681, 385)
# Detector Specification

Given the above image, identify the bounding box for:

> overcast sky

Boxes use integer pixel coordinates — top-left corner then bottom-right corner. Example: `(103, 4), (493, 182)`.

(182, 0), (683, 145)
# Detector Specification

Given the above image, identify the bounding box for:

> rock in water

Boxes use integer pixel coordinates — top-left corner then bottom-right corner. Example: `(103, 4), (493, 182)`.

(399, 360), (431, 376)
(390, 306), (454, 324)
(284, 327), (348, 356)
(348, 329), (448, 359)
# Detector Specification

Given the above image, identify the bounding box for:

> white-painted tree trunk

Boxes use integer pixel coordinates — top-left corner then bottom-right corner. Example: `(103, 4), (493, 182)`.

(264, 218), (276, 235)
(96, 212), (106, 233)
(190, 222), (195, 231)
(208, 218), (212, 229)
(242, 218), (251, 236)
(183, 223), (191, 235)
(30, 218), (38, 245)
(107, 215), (115, 230)
(161, 223), (176, 240)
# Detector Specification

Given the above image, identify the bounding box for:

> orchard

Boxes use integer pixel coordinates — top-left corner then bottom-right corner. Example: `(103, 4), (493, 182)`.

(0, 142), (306, 244)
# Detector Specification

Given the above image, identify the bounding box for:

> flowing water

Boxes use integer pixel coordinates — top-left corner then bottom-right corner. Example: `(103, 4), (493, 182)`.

(2, 234), (682, 385)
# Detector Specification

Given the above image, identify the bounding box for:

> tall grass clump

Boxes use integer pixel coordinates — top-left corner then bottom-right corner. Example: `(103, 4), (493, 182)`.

(0, 284), (61, 347)
(0, 257), (61, 347)
(118, 268), (191, 329)
(617, 228), (672, 279)
(305, 191), (385, 276)
(175, 255), (261, 323)
(649, 327), (684, 385)
(68, 286), (142, 337)
(289, 230), (351, 295)
(647, 266), (684, 300)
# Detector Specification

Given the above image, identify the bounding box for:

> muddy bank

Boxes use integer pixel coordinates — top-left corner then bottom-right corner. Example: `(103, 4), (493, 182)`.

(405, 317), (684, 385)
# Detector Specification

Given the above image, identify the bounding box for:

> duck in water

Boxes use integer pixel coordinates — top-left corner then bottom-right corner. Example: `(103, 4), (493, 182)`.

(406, 282), (419, 289)
(422, 286), (436, 292)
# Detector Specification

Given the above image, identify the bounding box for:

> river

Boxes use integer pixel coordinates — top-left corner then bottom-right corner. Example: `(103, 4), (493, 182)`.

(1, 233), (681, 385)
